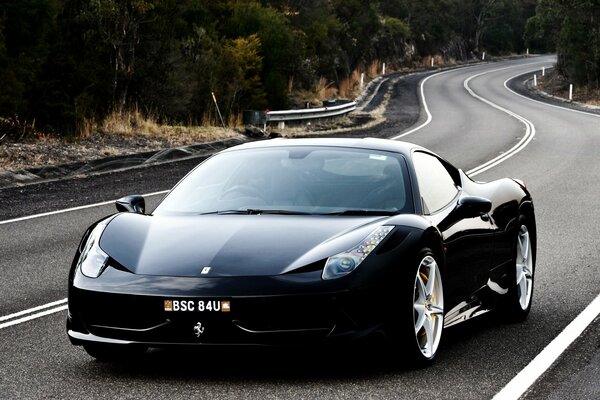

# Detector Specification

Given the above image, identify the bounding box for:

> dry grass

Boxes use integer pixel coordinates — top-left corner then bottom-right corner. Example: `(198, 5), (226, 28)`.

(91, 108), (239, 144)
(422, 55), (447, 68)
(0, 108), (242, 173)
(100, 108), (162, 136)
(289, 78), (339, 108)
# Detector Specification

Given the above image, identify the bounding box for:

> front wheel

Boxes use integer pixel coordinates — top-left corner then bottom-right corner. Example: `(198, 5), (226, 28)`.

(388, 249), (445, 366)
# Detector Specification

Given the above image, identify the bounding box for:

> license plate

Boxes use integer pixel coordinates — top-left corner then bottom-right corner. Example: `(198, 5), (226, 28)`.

(163, 299), (230, 313)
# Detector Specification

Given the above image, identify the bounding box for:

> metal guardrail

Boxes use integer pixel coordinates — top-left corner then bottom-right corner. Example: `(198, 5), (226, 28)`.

(244, 101), (357, 126)
(265, 101), (357, 123)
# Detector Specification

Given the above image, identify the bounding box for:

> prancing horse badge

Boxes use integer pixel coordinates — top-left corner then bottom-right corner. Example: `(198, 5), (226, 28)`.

(193, 322), (205, 338)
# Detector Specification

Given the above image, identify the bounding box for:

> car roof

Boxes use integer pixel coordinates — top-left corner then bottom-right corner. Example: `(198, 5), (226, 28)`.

(222, 137), (424, 158)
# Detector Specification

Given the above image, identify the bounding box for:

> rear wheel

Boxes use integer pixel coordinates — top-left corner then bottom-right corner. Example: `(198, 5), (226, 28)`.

(83, 342), (147, 361)
(388, 248), (444, 366)
(502, 216), (535, 321)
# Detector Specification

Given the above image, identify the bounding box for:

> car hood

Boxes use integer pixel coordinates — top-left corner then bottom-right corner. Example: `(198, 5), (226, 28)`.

(99, 213), (389, 277)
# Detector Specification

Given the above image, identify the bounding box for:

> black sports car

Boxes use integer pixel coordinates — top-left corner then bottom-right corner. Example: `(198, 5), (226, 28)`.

(67, 138), (536, 365)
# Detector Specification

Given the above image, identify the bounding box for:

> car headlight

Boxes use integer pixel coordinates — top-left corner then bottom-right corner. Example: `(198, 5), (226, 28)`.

(322, 226), (394, 280)
(77, 222), (110, 278)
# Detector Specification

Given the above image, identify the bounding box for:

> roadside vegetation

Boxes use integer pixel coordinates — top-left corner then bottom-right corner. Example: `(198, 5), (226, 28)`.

(525, 0), (600, 106)
(0, 0), (538, 142)
(0, 0), (597, 146)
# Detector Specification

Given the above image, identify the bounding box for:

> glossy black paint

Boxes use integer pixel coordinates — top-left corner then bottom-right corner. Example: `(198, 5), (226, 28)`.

(67, 138), (535, 347)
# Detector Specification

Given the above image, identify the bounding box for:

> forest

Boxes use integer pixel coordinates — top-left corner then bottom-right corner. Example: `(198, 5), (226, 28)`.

(0, 0), (595, 138)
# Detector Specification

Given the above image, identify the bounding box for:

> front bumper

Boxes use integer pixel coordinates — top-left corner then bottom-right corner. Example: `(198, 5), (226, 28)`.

(68, 269), (391, 347)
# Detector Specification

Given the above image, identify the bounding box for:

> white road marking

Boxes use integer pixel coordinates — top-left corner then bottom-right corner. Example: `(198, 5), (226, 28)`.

(505, 70), (600, 119)
(493, 294), (600, 400)
(463, 68), (537, 177)
(0, 297), (68, 331)
(0, 190), (169, 225)
(0, 298), (67, 322)
(391, 60), (549, 141)
(390, 71), (438, 139)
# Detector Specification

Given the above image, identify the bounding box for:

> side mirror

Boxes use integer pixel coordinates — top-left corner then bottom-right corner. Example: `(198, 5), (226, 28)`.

(456, 195), (492, 218)
(116, 195), (145, 214)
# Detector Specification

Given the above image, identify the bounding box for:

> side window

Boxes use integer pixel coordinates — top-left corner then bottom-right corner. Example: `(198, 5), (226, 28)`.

(412, 152), (459, 214)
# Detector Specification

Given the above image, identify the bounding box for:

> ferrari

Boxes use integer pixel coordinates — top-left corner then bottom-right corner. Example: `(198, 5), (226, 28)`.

(67, 138), (536, 365)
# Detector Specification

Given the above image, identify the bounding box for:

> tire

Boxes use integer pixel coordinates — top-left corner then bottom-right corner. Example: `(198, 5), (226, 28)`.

(83, 342), (147, 362)
(388, 248), (445, 366)
(502, 215), (536, 321)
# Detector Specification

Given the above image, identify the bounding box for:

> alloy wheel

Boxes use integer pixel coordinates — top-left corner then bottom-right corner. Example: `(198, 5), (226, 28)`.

(516, 225), (533, 310)
(413, 255), (444, 358)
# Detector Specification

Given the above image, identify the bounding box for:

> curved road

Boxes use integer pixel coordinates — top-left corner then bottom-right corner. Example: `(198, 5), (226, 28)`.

(1, 56), (599, 399)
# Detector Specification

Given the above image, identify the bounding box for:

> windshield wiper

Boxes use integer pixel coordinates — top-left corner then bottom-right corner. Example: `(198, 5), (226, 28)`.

(199, 209), (312, 215)
(322, 209), (399, 216)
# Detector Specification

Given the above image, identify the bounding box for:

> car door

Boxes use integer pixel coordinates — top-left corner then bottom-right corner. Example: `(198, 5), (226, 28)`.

(412, 151), (495, 308)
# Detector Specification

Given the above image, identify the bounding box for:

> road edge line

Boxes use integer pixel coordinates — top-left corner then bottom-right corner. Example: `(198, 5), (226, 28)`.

(493, 293), (600, 400)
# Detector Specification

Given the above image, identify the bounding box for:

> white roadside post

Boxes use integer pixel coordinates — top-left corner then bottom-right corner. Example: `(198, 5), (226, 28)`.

(482, 52), (486, 61)
(542, 67), (545, 76)
(360, 73), (364, 89)
(569, 84), (573, 101)
(382, 62), (386, 75)
(533, 74), (537, 86)
(431, 57), (434, 67)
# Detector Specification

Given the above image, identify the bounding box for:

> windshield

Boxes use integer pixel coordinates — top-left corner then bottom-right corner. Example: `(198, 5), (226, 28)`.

(154, 146), (413, 215)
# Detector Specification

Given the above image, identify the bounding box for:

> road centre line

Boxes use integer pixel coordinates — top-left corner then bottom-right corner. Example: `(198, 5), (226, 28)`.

(463, 68), (537, 177)
(0, 304), (68, 330)
(0, 298), (67, 322)
(391, 60), (549, 141)
(493, 294), (600, 400)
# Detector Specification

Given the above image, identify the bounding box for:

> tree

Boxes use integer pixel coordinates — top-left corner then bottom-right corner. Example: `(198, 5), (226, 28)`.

(524, 0), (563, 52)
(83, 0), (154, 113)
(526, 0), (600, 89)
(0, 0), (59, 120)
(557, 0), (600, 88)
(217, 34), (265, 114)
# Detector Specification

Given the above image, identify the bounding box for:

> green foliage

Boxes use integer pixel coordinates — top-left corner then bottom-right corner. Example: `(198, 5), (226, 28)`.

(527, 0), (600, 88)
(0, 0), (541, 136)
(557, 0), (600, 88)
(525, 0), (563, 52)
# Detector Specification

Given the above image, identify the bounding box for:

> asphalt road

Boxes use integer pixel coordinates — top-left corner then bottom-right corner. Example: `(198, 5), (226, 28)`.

(1, 55), (599, 399)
